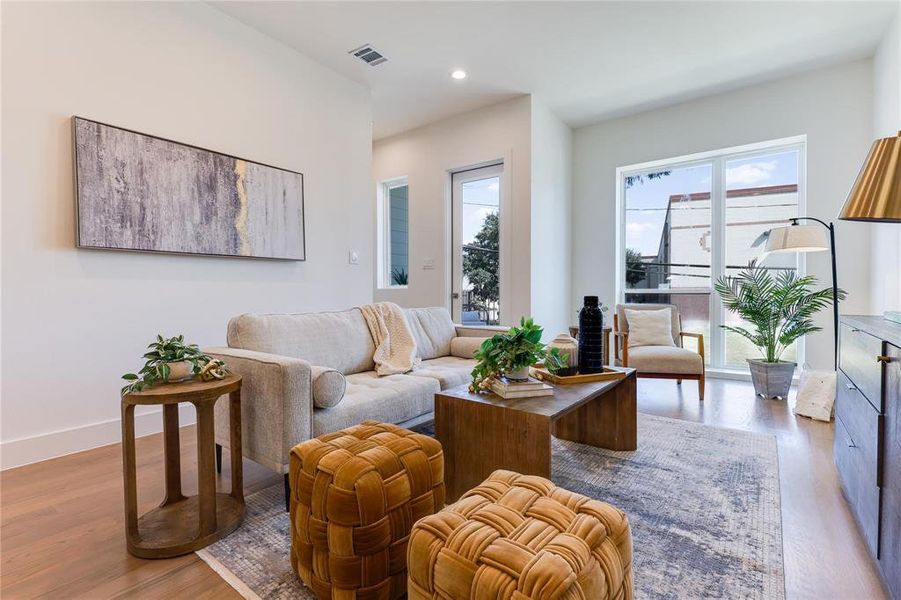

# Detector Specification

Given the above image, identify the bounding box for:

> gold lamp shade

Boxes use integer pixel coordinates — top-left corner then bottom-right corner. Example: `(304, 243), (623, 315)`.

(839, 131), (901, 222)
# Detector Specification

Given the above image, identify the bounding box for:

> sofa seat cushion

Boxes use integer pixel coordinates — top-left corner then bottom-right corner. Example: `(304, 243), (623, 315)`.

(407, 356), (475, 390)
(312, 371), (439, 436)
(405, 307), (457, 360)
(621, 345), (703, 375)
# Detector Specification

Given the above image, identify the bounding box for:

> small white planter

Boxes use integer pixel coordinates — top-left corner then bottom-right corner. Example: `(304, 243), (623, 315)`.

(165, 360), (195, 382)
(505, 366), (531, 382)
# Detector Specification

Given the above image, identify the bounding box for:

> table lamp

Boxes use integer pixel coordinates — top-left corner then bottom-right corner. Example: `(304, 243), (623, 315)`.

(839, 130), (901, 323)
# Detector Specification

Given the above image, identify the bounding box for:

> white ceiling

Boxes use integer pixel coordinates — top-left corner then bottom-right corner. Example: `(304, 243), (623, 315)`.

(213, 1), (899, 140)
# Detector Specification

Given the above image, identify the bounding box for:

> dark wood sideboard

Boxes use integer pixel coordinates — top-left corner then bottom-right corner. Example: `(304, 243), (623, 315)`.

(835, 315), (901, 599)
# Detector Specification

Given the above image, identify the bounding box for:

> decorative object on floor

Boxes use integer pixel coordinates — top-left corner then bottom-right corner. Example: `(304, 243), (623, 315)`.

(121, 334), (228, 394)
(288, 421), (444, 600)
(198, 413), (783, 600)
(439, 371), (637, 501)
(468, 317), (565, 391)
(122, 374), (243, 558)
(531, 364), (628, 384)
(547, 333), (579, 375)
(73, 117), (305, 260)
(578, 296), (606, 374)
(756, 217), (840, 368)
(408, 470), (633, 599)
(488, 375), (553, 398)
(835, 316), (901, 598)
(715, 260), (845, 398)
(793, 366), (837, 421)
(613, 303), (706, 400)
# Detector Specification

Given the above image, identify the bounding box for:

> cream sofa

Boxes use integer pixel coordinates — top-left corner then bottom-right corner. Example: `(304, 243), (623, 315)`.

(206, 306), (501, 477)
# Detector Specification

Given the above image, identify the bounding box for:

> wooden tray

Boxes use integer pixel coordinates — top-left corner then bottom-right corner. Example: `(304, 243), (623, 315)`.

(530, 365), (628, 385)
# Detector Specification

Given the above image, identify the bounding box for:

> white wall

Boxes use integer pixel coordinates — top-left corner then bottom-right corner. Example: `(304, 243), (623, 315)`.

(0, 2), (373, 468)
(372, 97), (533, 323)
(530, 99), (573, 338)
(572, 60), (874, 371)
(870, 13), (901, 315)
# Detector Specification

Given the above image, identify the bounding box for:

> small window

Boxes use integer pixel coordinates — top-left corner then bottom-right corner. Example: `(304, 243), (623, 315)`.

(378, 177), (409, 288)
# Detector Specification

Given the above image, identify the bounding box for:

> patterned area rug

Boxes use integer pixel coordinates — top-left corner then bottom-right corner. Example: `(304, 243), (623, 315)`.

(197, 413), (784, 599)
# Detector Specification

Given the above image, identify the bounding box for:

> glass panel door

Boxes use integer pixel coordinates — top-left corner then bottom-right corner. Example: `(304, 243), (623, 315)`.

(622, 162), (713, 362)
(723, 148), (801, 366)
(452, 164), (502, 325)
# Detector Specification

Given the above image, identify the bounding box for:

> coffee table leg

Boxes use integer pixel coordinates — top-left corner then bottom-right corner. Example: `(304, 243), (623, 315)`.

(195, 401), (218, 536)
(121, 403), (139, 546)
(554, 372), (637, 451)
(229, 389), (244, 503)
(162, 403), (185, 505)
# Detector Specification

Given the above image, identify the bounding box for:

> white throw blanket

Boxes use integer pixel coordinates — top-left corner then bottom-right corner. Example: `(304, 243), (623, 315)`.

(360, 302), (421, 376)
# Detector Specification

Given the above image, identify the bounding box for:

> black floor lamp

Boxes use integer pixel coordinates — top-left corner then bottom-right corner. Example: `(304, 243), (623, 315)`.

(760, 218), (839, 370)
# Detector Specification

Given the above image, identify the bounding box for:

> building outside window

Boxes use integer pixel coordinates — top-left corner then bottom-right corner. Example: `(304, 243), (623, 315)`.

(618, 138), (805, 370)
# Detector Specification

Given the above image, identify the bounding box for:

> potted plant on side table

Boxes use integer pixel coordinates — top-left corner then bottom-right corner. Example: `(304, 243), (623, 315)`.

(714, 261), (845, 399)
(469, 317), (566, 392)
(121, 334), (228, 395)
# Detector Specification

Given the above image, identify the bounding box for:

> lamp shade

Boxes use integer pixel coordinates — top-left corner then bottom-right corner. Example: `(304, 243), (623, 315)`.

(764, 224), (828, 253)
(839, 131), (901, 222)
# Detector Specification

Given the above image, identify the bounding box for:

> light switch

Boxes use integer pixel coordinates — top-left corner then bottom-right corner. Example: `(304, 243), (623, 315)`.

(348, 250), (360, 265)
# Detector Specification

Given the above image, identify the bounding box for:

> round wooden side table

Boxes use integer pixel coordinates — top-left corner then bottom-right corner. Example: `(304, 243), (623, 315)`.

(121, 374), (244, 559)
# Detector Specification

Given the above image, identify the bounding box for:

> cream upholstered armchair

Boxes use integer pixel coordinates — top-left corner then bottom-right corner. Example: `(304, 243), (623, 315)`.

(613, 303), (705, 400)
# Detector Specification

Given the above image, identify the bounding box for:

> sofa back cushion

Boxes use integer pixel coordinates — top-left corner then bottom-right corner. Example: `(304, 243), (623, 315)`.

(405, 307), (456, 360)
(227, 309), (375, 375)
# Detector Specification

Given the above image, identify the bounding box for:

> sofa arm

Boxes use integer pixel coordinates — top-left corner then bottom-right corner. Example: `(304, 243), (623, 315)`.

(205, 347), (313, 474)
(454, 324), (509, 337)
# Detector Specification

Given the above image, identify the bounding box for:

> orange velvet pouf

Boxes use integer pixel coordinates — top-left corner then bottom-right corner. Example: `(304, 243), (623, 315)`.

(407, 470), (633, 600)
(289, 421), (445, 599)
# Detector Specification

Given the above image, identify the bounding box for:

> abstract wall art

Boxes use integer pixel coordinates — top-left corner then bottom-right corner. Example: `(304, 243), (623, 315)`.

(73, 117), (305, 260)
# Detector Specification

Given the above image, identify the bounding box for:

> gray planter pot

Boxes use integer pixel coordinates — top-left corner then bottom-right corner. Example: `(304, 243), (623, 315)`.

(747, 359), (796, 399)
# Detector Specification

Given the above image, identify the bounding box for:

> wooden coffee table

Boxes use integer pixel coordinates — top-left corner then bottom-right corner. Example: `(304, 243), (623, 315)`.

(435, 368), (637, 501)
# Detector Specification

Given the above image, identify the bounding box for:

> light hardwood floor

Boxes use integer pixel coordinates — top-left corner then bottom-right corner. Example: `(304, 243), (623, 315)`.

(0, 378), (889, 599)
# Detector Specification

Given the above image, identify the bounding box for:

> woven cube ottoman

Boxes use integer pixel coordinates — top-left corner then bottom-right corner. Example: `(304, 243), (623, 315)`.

(408, 470), (633, 600)
(289, 421), (445, 599)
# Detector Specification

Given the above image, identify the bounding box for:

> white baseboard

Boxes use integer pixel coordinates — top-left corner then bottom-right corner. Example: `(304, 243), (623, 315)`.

(1, 404), (197, 470)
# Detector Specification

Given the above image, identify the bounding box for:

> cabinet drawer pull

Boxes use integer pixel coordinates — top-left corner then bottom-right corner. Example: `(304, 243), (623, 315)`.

(877, 355), (891, 364)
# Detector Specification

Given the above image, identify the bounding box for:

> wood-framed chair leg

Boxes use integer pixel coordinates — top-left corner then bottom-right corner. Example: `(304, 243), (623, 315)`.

(215, 443), (222, 474)
(698, 375), (705, 401)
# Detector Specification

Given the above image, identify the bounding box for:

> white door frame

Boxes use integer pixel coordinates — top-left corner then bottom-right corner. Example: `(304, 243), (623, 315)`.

(450, 162), (507, 324)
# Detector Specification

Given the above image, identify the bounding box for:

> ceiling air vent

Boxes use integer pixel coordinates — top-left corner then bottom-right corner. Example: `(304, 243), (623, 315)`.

(348, 44), (387, 67)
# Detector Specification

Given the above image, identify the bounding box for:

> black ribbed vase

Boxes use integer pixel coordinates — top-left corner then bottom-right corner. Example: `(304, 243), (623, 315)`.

(578, 295), (605, 374)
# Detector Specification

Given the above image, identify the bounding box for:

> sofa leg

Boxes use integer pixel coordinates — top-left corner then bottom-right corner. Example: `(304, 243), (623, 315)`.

(215, 443), (222, 474)
(284, 473), (291, 512)
(676, 379), (682, 385)
(698, 376), (705, 401)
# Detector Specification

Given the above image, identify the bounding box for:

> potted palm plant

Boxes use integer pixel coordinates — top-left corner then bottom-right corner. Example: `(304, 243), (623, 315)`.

(714, 261), (845, 399)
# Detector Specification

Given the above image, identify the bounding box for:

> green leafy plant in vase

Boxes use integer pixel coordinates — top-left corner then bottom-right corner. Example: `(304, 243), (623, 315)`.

(469, 317), (567, 392)
(121, 334), (229, 395)
(714, 260), (845, 399)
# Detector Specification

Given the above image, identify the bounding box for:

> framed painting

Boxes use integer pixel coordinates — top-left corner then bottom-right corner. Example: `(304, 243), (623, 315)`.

(73, 117), (305, 260)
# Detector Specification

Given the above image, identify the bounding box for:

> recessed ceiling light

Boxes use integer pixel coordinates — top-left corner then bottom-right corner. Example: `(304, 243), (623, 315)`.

(451, 70), (467, 80)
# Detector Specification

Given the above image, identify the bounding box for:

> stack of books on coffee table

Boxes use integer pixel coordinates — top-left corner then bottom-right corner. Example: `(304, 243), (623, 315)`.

(490, 376), (553, 399)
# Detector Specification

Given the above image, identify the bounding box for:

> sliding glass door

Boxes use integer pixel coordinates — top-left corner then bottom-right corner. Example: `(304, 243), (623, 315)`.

(618, 138), (804, 370)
